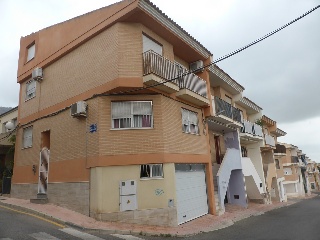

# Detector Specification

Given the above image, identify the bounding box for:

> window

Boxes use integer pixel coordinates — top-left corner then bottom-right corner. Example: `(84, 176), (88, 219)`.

(111, 101), (153, 129)
(225, 95), (232, 104)
(140, 164), (163, 178)
(26, 79), (36, 100)
(27, 43), (35, 62)
(241, 146), (248, 157)
(23, 126), (33, 148)
(275, 159), (280, 169)
(181, 108), (199, 134)
(142, 34), (162, 55)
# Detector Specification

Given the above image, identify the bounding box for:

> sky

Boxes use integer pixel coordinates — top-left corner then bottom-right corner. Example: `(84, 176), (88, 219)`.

(0, 0), (319, 161)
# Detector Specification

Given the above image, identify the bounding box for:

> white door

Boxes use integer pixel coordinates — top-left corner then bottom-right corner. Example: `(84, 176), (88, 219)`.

(175, 164), (208, 224)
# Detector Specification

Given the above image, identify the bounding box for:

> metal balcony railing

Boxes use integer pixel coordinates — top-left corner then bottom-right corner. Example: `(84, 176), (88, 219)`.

(253, 123), (263, 137)
(241, 120), (254, 134)
(241, 120), (263, 137)
(143, 50), (208, 98)
(264, 134), (275, 147)
(214, 97), (241, 123)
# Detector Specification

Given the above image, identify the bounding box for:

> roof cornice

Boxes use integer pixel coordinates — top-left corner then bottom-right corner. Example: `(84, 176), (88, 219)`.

(139, 0), (212, 58)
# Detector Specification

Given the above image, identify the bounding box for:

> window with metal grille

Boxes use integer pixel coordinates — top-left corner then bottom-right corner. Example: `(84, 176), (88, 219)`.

(111, 101), (153, 129)
(23, 126), (33, 148)
(26, 79), (36, 100)
(140, 164), (163, 178)
(181, 108), (199, 134)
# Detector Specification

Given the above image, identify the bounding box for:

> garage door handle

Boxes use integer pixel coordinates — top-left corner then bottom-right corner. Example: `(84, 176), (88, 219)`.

(183, 215), (186, 218)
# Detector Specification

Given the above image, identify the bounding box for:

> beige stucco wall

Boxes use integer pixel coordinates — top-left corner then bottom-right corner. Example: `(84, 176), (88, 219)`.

(90, 163), (176, 214)
(0, 109), (18, 134)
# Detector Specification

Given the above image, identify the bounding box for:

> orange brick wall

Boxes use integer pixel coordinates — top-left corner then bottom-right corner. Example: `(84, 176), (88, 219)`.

(20, 24), (119, 119)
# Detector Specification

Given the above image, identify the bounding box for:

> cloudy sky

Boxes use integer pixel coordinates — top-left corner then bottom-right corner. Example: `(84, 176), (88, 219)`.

(1, 0), (319, 161)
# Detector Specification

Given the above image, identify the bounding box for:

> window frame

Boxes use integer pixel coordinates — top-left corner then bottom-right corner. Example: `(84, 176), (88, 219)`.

(22, 126), (33, 149)
(140, 164), (164, 179)
(25, 79), (36, 101)
(111, 101), (153, 130)
(26, 43), (35, 62)
(181, 108), (200, 135)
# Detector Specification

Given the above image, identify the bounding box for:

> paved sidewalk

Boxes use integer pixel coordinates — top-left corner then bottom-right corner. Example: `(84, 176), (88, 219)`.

(0, 194), (316, 237)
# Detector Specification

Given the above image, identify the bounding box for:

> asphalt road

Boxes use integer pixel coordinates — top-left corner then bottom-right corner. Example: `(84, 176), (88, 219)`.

(143, 193), (320, 240)
(1, 194), (319, 240)
(0, 205), (140, 240)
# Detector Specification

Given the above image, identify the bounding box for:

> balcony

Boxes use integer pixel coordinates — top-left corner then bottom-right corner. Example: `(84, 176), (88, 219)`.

(274, 144), (286, 156)
(240, 120), (264, 143)
(291, 156), (299, 164)
(143, 51), (210, 106)
(264, 134), (275, 147)
(211, 97), (242, 128)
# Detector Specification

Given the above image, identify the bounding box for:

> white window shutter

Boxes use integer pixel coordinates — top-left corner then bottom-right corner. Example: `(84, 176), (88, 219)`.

(27, 44), (35, 61)
(143, 35), (162, 55)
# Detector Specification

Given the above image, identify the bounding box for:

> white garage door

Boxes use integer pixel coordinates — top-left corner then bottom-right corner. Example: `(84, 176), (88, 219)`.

(175, 164), (208, 224)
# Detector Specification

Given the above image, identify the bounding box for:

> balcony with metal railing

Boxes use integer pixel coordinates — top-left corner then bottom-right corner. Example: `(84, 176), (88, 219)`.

(264, 134), (275, 147)
(211, 96), (242, 128)
(142, 50), (210, 106)
(240, 120), (264, 143)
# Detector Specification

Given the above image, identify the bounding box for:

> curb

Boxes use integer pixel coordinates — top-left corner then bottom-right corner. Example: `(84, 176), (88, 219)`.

(0, 195), (316, 237)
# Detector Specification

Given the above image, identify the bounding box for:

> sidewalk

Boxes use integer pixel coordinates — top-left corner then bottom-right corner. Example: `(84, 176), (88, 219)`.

(0, 194), (316, 237)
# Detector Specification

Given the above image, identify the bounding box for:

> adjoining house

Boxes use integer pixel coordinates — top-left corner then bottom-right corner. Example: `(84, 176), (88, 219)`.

(0, 107), (18, 194)
(260, 116), (287, 202)
(276, 143), (306, 198)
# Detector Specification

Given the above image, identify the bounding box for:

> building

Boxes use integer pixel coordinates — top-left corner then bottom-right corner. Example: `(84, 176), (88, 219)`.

(13, 0), (217, 227)
(0, 107), (18, 194)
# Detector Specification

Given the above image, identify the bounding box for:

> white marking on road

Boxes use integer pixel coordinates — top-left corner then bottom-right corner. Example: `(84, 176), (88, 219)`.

(111, 234), (145, 240)
(60, 228), (105, 240)
(30, 232), (60, 240)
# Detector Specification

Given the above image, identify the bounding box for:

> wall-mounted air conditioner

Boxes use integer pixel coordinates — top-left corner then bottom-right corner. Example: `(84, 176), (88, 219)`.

(189, 60), (204, 73)
(32, 67), (43, 82)
(70, 101), (87, 117)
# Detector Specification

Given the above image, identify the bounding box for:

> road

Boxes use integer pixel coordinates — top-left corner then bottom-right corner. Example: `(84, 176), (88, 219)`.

(1, 194), (319, 240)
(143, 193), (320, 240)
(0, 205), (143, 240)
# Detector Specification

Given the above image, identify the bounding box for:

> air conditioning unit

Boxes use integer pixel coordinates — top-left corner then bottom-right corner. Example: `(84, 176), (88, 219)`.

(32, 67), (43, 82)
(189, 60), (204, 73)
(70, 101), (87, 117)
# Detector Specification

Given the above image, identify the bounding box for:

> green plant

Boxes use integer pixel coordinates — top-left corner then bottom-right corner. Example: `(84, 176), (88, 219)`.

(255, 118), (263, 127)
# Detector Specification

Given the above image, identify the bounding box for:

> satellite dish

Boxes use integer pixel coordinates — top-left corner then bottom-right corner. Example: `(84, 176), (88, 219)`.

(5, 121), (14, 131)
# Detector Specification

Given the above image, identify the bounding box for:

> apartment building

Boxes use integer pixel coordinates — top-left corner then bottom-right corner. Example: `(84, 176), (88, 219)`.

(12, 0), (219, 227)
(12, 0), (307, 226)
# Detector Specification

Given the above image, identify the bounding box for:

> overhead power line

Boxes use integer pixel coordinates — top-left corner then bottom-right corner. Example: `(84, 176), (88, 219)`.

(94, 4), (320, 97)
(17, 4), (320, 129)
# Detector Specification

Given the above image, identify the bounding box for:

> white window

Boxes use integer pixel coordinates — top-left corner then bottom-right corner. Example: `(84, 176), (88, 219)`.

(143, 34), (162, 55)
(23, 126), (33, 148)
(140, 164), (163, 178)
(26, 79), (36, 100)
(181, 108), (199, 134)
(111, 101), (153, 129)
(27, 43), (35, 62)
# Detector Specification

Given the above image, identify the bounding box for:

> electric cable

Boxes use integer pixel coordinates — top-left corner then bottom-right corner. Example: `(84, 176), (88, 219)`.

(16, 4), (320, 128)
